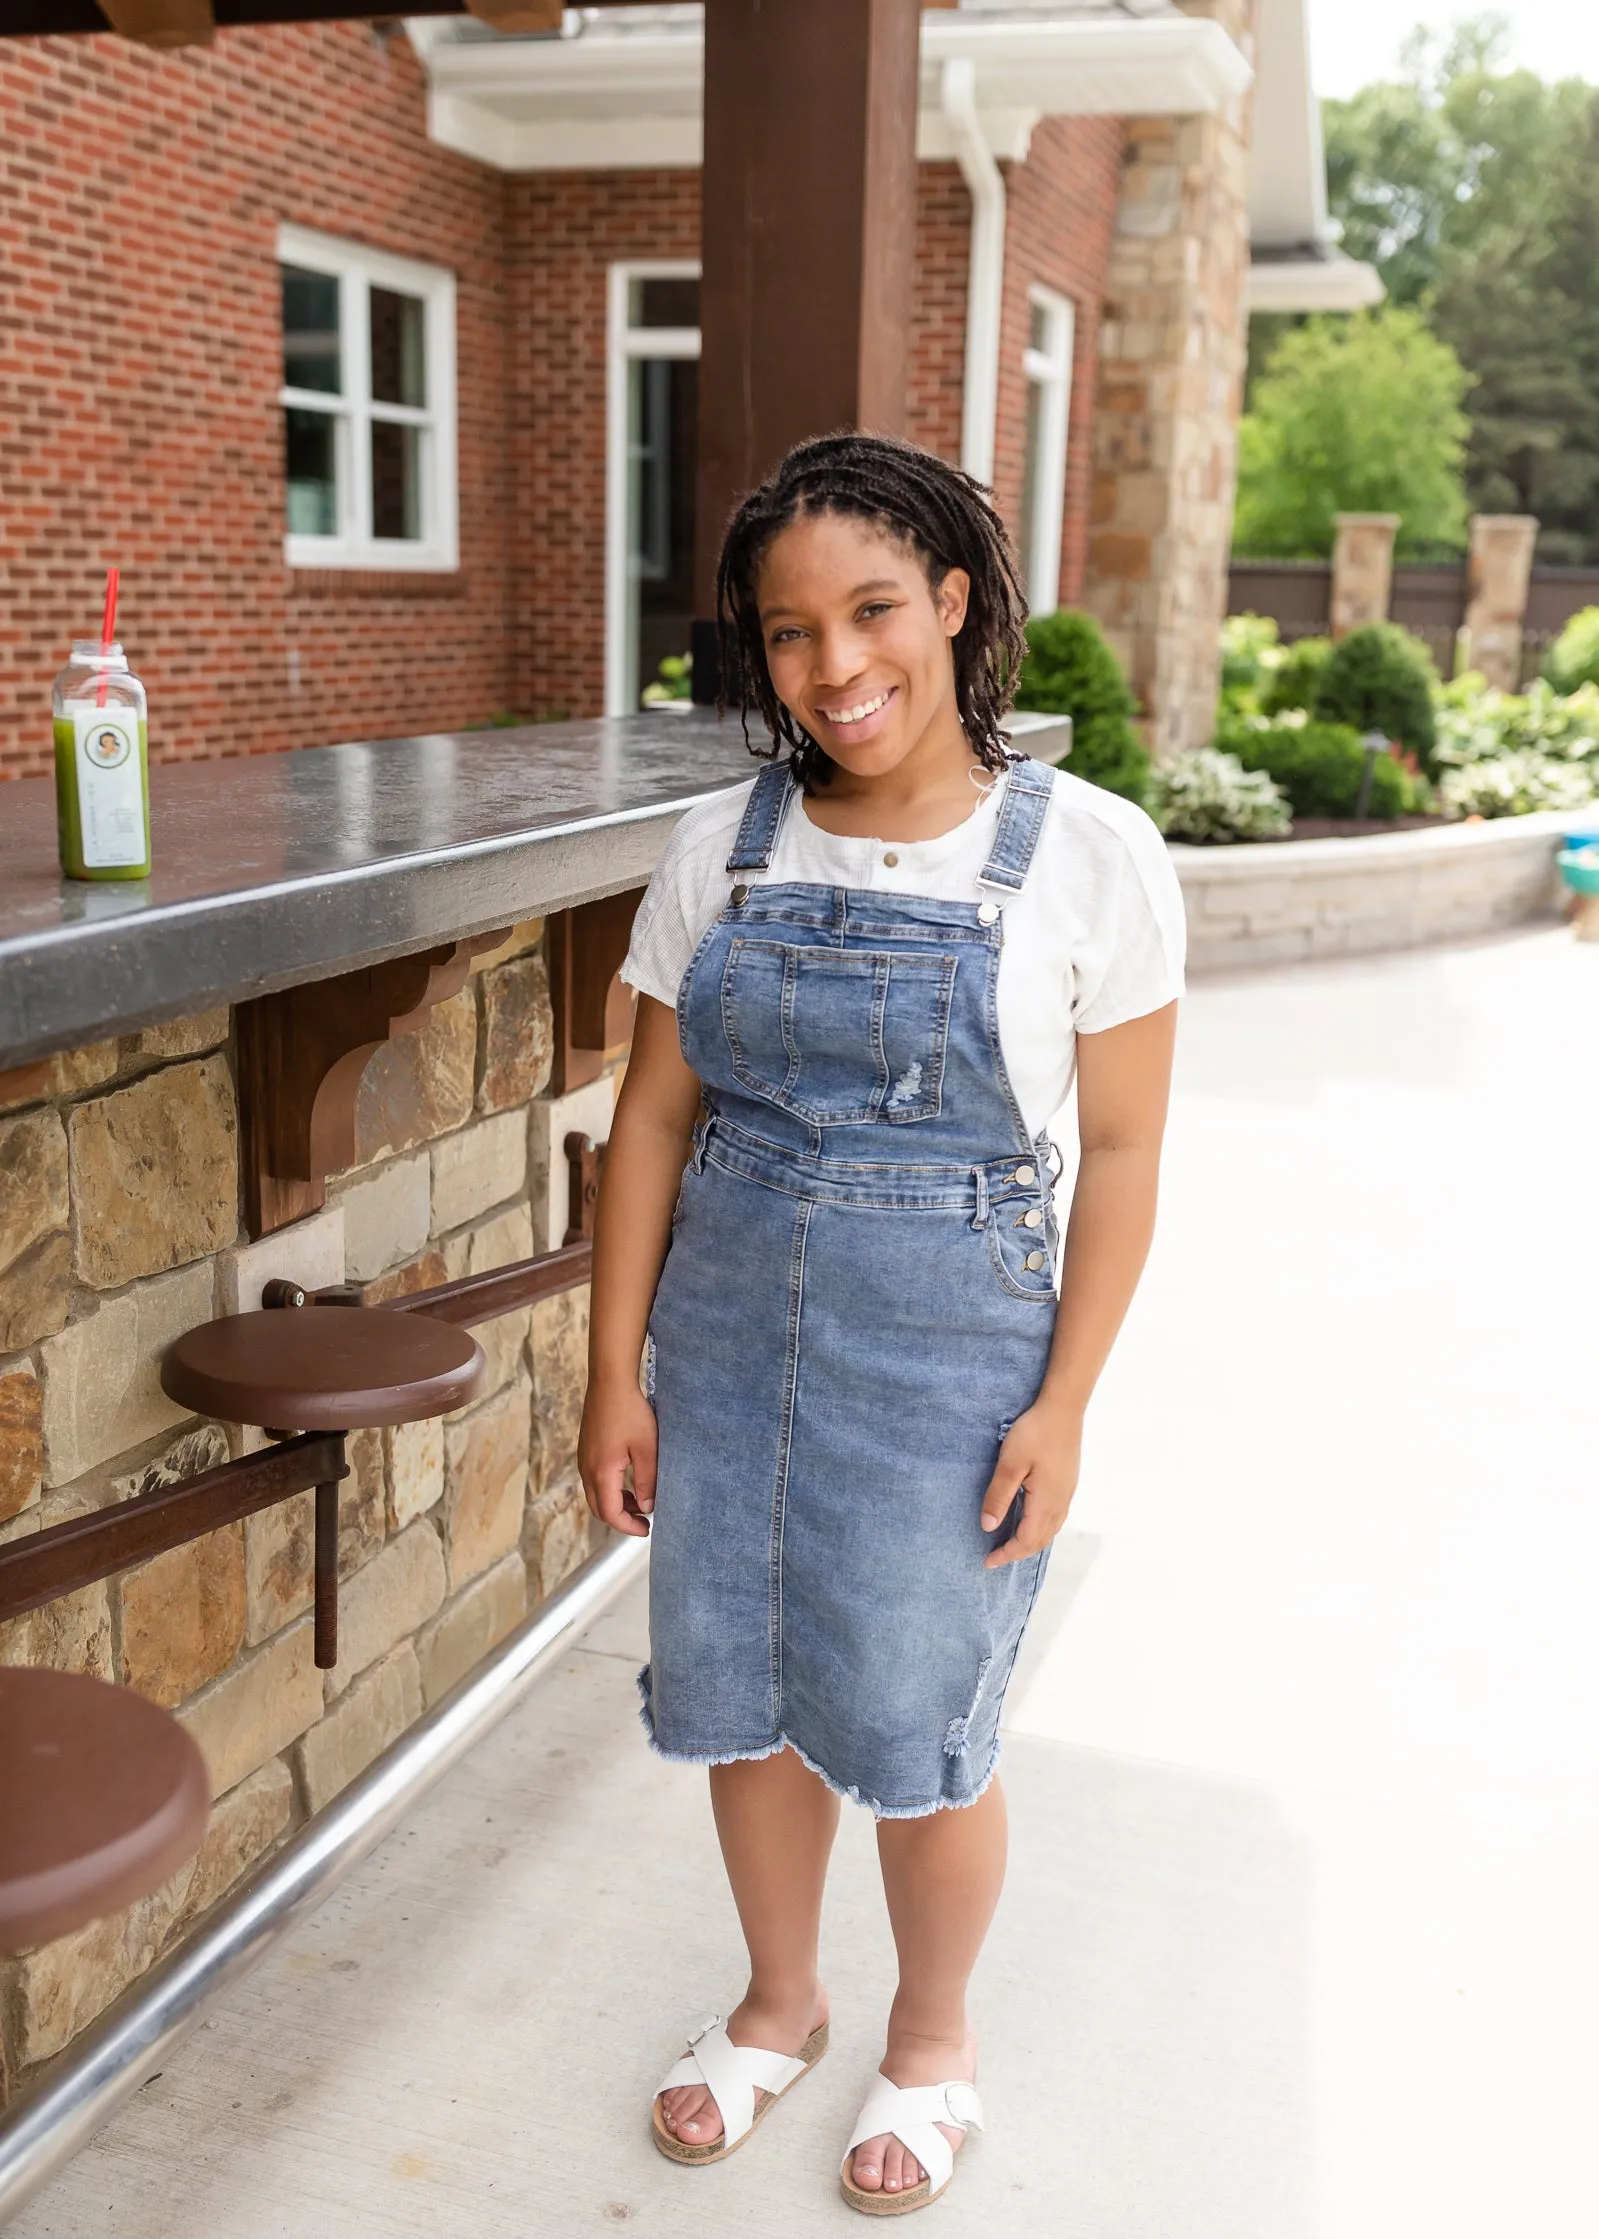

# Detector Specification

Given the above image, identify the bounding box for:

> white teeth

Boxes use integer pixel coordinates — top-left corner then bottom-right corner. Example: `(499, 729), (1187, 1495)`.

(825, 691), (890, 726)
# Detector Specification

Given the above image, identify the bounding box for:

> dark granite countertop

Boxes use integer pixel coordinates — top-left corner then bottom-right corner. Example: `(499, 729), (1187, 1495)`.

(0, 711), (761, 1066)
(0, 707), (1070, 1068)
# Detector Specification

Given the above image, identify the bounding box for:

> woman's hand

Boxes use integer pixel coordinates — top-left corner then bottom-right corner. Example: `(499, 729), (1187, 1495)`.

(580, 1375), (659, 1539)
(979, 1403), (1083, 1570)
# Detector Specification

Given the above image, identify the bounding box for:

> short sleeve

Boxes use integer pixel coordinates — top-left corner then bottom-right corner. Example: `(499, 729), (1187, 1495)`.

(620, 789), (747, 1010)
(1072, 811), (1187, 1034)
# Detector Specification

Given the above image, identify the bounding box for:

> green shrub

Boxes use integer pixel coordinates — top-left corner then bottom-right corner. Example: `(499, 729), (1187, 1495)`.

(1433, 675), (1599, 768)
(1145, 749), (1292, 843)
(1220, 613), (1282, 704)
(1309, 623), (1439, 768)
(642, 651), (692, 705)
(1261, 634), (1332, 716)
(1014, 610), (1151, 801)
(1544, 608), (1599, 695)
(1215, 713), (1422, 819)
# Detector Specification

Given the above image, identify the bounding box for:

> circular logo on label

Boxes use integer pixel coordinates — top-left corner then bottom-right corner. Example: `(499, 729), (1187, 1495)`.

(88, 727), (131, 769)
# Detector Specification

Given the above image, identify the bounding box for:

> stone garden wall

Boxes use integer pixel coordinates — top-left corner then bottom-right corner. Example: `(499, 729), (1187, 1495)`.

(1175, 813), (1572, 972)
(0, 922), (604, 2099)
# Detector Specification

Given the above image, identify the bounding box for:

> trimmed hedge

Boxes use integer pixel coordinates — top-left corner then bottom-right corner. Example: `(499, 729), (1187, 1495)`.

(1013, 610), (1151, 801)
(1309, 623), (1438, 769)
(1215, 715), (1420, 819)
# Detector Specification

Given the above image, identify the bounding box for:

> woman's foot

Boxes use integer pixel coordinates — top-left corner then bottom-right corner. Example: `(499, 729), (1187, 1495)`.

(846, 2030), (976, 2198)
(656, 1987), (830, 2147)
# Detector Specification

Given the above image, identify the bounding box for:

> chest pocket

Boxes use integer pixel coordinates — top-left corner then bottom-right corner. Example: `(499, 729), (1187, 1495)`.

(722, 939), (956, 1126)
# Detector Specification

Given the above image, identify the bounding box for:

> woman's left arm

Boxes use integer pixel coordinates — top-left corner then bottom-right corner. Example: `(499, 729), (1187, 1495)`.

(981, 1000), (1177, 1570)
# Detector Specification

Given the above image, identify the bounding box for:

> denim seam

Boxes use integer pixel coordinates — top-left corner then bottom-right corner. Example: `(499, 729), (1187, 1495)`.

(769, 1197), (812, 1731)
(984, 1211), (1059, 1304)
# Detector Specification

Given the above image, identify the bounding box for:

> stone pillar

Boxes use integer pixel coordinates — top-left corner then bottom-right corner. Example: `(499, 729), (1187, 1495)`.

(1463, 514), (1539, 691)
(1082, 0), (1257, 761)
(1329, 513), (1399, 639)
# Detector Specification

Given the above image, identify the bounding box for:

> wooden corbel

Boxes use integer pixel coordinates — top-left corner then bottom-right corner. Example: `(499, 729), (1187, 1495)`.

(97, 0), (215, 48)
(235, 933), (508, 1239)
(546, 889), (644, 1096)
(464, 0), (564, 31)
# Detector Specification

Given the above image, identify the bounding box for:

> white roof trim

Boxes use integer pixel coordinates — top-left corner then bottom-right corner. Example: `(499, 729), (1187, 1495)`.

(413, 12), (1252, 174)
(1247, 253), (1385, 314)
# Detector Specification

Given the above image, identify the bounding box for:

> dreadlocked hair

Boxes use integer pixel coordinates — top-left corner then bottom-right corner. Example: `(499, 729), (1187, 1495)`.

(714, 431), (1029, 791)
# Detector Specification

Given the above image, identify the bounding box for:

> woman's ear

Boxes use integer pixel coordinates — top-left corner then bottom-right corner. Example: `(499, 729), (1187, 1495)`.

(938, 567), (971, 638)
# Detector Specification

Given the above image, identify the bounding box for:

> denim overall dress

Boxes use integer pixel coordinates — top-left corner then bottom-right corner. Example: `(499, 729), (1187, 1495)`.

(641, 756), (1061, 1817)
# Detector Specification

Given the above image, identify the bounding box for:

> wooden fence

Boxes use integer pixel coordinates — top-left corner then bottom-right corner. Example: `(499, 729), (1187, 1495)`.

(1228, 561), (1599, 685)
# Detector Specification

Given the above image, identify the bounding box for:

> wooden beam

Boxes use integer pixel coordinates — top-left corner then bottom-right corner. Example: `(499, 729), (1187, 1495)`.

(545, 889), (642, 1097)
(1, 1), (691, 34)
(97, 0), (213, 43)
(692, 0), (922, 635)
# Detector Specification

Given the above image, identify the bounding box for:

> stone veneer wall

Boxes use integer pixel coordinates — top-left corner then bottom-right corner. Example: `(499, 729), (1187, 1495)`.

(1083, 0), (1257, 763)
(0, 923), (606, 2100)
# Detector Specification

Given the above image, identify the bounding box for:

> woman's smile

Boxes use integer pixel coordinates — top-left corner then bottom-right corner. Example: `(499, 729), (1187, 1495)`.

(812, 683), (899, 745)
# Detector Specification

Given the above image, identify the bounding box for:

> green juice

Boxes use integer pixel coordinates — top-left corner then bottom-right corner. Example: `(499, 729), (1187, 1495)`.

(53, 709), (151, 882)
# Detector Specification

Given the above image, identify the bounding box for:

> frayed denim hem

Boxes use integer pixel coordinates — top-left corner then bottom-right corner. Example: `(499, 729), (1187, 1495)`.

(636, 1667), (1003, 1821)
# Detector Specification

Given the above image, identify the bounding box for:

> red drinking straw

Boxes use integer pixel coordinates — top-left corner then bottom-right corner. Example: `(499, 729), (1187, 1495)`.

(95, 566), (119, 709)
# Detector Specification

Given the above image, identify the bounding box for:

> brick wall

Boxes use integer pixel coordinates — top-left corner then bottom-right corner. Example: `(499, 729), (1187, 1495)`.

(0, 22), (511, 781)
(0, 924), (610, 2097)
(504, 169), (701, 725)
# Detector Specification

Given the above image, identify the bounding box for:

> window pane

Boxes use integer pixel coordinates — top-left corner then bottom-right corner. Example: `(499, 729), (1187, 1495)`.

(370, 286), (426, 408)
(371, 420), (422, 540)
(285, 406), (338, 535)
(1018, 379), (1044, 600)
(283, 266), (341, 395)
(1028, 300), (1051, 356)
(630, 276), (700, 331)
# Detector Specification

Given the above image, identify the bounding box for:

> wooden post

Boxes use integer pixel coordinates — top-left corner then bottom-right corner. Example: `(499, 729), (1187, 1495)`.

(691, 0), (923, 693)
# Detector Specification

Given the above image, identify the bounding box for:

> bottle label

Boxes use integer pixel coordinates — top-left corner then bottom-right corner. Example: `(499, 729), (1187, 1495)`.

(68, 702), (145, 868)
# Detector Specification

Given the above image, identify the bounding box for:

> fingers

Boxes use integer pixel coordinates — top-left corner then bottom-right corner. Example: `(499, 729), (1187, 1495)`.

(630, 1426), (658, 1514)
(979, 1452), (1027, 1533)
(982, 1485), (1063, 1570)
(583, 1456), (650, 1537)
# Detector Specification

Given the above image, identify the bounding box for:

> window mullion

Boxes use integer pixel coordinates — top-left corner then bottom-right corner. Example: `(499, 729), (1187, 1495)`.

(347, 268), (373, 558)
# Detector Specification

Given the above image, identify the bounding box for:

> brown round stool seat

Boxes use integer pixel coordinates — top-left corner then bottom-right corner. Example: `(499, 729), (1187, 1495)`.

(0, 1666), (211, 1953)
(161, 1304), (487, 1430)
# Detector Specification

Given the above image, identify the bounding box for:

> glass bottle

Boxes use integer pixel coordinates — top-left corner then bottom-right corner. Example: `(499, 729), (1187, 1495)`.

(52, 640), (151, 881)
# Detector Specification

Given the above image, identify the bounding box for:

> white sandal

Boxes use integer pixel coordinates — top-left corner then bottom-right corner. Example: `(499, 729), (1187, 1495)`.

(651, 2013), (830, 2165)
(840, 2074), (984, 2216)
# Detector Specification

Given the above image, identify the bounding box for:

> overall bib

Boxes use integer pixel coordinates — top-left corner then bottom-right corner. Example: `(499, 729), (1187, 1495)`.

(641, 756), (1061, 1817)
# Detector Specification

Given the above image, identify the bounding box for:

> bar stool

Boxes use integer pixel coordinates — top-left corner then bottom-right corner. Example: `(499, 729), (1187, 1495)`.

(162, 1304), (487, 1668)
(0, 1667), (211, 1953)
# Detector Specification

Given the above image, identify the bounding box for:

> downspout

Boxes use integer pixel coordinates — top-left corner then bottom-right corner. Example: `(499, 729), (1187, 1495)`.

(941, 57), (1005, 489)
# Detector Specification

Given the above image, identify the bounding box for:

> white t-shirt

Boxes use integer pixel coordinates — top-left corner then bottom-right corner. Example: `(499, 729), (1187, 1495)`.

(622, 763), (1187, 1139)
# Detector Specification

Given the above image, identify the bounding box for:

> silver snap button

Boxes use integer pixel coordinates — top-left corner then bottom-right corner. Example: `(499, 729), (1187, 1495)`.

(1023, 1208), (1044, 1229)
(882, 851), (899, 868)
(977, 901), (1000, 926)
(730, 884), (749, 906)
(1024, 1250), (1047, 1273)
(1012, 1163), (1036, 1187)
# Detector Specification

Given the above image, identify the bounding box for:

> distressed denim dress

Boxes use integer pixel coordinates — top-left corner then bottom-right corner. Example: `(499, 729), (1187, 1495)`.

(641, 756), (1061, 1817)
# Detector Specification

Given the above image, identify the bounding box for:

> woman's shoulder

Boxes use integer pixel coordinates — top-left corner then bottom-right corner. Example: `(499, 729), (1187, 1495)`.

(1025, 759), (1169, 866)
(649, 775), (760, 885)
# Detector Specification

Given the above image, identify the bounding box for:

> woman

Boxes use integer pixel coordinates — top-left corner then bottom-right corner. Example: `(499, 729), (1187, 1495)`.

(579, 433), (1183, 2214)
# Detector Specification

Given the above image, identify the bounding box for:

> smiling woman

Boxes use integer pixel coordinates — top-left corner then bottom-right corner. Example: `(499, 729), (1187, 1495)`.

(578, 434), (1185, 2213)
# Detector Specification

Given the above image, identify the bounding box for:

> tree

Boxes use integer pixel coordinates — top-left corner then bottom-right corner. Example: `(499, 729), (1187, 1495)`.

(1319, 16), (1599, 559)
(1232, 309), (1470, 558)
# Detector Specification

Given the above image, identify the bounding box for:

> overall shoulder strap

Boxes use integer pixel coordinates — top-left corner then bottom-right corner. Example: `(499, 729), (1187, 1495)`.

(725, 761), (797, 872)
(976, 757), (1054, 894)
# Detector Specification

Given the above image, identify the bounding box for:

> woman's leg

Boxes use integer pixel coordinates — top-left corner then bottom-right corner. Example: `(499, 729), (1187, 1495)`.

(658, 1746), (840, 2143)
(847, 1778), (1008, 2196)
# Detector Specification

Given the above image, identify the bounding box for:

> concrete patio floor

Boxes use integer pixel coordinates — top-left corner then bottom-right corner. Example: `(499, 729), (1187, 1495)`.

(12, 923), (1599, 2239)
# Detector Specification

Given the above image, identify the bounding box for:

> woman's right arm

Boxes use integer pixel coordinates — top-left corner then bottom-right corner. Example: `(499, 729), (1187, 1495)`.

(578, 993), (704, 1538)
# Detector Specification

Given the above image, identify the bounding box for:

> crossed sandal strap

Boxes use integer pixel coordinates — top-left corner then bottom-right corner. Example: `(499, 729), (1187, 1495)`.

(844, 2077), (985, 2194)
(657, 2018), (808, 2149)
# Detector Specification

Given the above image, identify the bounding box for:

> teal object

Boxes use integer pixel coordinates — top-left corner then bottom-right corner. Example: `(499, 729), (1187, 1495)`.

(1557, 844), (1599, 897)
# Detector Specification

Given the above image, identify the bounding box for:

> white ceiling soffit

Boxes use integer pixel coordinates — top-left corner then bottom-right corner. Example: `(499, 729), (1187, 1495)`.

(411, 12), (1254, 174)
(1247, 253), (1386, 314)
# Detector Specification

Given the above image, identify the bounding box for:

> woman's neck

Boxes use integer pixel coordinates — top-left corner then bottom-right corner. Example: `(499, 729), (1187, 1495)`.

(801, 716), (991, 843)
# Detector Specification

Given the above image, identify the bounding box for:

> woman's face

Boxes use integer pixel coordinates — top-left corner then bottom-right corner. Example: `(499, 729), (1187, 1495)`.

(755, 510), (969, 779)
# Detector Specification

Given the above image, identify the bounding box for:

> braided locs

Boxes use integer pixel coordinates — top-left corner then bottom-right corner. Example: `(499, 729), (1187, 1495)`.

(713, 432), (1028, 790)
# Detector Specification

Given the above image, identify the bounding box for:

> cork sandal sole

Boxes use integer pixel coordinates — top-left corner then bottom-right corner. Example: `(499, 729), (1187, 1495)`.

(840, 2165), (947, 2216)
(839, 2075), (982, 2216)
(651, 2021), (830, 2166)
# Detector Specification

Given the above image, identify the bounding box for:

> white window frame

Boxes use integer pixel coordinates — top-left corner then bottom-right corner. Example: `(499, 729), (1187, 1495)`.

(1020, 284), (1075, 616)
(278, 222), (459, 572)
(605, 259), (701, 716)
